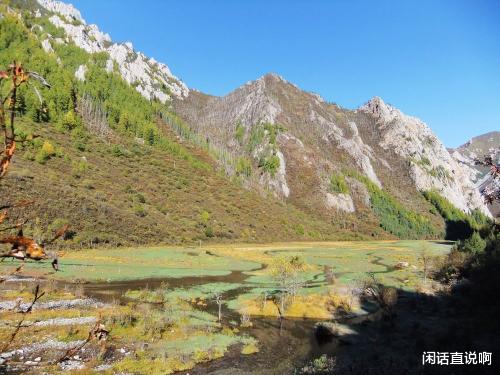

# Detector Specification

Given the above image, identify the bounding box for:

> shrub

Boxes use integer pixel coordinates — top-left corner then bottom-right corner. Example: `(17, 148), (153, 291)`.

(263, 122), (281, 145)
(34, 140), (55, 164)
(110, 144), (125, 157)
(260, 154), (280, 176)
(235, 156), (252, 177)
(141, 313), (174, 339)
(199, 210), (210, 224)
(71, 127), (89, 151)
(246, 124), (266, 152)
(204, 226), (214, 238)
(133, 204), (147, 217)
(71, 159), (89, 178)
(294, 224), (305, 236)
(326, 291), (352, 316)
(56, 110), (80, 132)
(433, 249), (468, 283)
(192, 349), (210, 363)
(421, 156), (431, 166)
(300, 354), (336, 374)
(135, 193), (146, 204)
(235, 122), (245, 144)
(459, 231), (486, 254)
(362, 275), (397, 315)
(241, 343), (259, 355)
(380, 286), (398, 309)
(106, 309), (138, 328)
(329, 173), (349, 194)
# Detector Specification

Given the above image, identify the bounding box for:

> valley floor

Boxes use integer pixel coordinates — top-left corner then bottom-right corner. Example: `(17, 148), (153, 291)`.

(0, 240), (452, 374)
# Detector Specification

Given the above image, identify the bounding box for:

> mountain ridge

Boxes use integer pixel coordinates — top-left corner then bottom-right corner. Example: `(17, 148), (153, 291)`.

(173, 74), (489, 218)
(0, 0), (492, 248)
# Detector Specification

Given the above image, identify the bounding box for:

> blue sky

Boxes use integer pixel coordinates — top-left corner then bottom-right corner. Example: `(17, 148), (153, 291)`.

(71, 0), (500, 147)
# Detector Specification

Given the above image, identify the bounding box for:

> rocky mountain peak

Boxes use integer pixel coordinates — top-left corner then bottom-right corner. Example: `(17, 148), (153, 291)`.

(359, 96), (400, 124)
(37, 0), (83, 22)
(35, 0), (189, 102)
(257, 72), (288, 83)
(359, 97), (490, 216)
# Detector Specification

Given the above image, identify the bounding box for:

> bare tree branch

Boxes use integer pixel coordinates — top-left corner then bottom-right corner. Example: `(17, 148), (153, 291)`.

(1, 284), (45, 352)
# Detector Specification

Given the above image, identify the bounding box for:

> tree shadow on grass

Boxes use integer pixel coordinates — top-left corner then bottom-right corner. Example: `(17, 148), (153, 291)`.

(312, 277), (500, 374)
(443, 219), (473, 241)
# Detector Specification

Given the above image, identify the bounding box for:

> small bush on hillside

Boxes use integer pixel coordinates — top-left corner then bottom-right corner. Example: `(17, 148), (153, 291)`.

(260, 154), (280, 176)
(35, 140), (55, 164)
(263, 122), (281, 145)
(247, 125), (265, 152)
(133, 204), (147, 217)
(199, 210), (210, 224)
(294, 224), (305, 236)
(110, 144), (125, 157)
(71, 127), (90, 151)
(457, 231), (486, 254)
(204, 225), (214, 238)
(235, 122), (245, 144)
(235, 156), (252, 177)
(71, 159), (89, 178)
(135, 193), (146, 204)
(329, 173), (349, 194)
(56, 110), (80, 132)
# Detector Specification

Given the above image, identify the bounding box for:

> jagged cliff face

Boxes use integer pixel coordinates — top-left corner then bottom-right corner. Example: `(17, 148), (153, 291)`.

(451, 132), (500, 216)
(36, 0), (189, 102)
(359, 97), (488, 215)
(174, 75), (490, 219)
(451, 131), (500, 181)
(174, 74), (384, 216)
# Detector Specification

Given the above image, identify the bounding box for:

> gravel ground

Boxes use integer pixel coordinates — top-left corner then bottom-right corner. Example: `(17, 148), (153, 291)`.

(0, 298), (105, 311)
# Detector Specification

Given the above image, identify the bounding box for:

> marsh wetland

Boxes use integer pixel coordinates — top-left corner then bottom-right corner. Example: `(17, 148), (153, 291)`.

(0, 241), (451, 374)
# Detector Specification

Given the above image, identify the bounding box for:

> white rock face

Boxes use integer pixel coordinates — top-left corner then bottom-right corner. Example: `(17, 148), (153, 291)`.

(316, 109), (381, 187)
(360, 97), (489, 216)
(74, 64), (86, 81)
(36, 0), (189, 102)
(348, 177), (371, 207)
(325, 192), (355, 213)
(75, 65), (87, 81)
(261, 150), (290, 198)
(231, 75), (282, 125)
(41, 38), (53, 53)
(38, 0), (83, 22)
